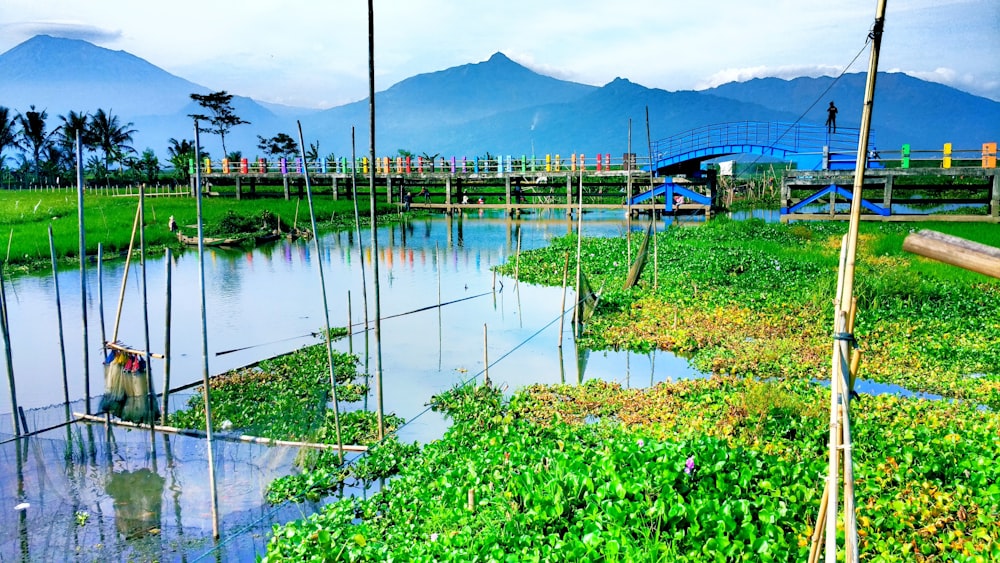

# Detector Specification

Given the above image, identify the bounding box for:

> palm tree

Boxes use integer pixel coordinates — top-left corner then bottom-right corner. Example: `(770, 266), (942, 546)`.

(88, 108), (136, 173)
(17, 105), (60, 176)
(0, 106), (20, 170)
(167, 137), (195, 181)
(59, 110), (92, 155)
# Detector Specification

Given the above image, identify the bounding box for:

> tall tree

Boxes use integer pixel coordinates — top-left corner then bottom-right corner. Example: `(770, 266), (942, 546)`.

(58, 110), (92, 155)
(0, 106), (20, 170)
(88, 109), (136, 173)
(256, 133), (298, 160)
(190, 91), (249, 157)
(167, 137), (195, 181)
(17, 105), (60, 176)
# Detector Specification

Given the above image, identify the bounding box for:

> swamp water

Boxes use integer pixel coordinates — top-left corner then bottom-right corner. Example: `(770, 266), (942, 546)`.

(1, 209), (702, 561)
(0, 208), (940, 560)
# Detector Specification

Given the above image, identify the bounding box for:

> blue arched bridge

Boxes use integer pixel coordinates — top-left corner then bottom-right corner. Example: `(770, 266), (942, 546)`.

(631, 121), (872, 209)
(649, 121), (866, 175)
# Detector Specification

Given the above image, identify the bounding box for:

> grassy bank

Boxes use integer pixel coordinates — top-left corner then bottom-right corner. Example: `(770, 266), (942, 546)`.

(0, 188), (400, 276)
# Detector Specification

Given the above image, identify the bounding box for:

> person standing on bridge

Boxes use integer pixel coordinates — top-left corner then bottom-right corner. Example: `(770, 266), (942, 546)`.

(826, 101), (838, 134)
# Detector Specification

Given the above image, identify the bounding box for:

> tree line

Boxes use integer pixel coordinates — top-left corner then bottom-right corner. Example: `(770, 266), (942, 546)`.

(0, 90), (323, 188)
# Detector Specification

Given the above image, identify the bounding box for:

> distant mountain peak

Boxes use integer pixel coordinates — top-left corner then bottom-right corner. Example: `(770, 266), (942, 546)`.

(486, 52), (513, 64)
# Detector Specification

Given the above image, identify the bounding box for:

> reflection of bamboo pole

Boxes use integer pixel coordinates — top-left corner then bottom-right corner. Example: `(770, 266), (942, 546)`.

(350, 128), (370, 337)
(161, 248), (172, 426)
(298, 121), (345, 465)
(76, 133), (91, 414)
(48, 226), (71, 413)
(111, 203), (141, 343)
(558, 252), (570, 347)
(514, 227), (522, 291)
(347, 291), (353, 356)
(0, 265), (19, 436)
(193, 121), (221, 539)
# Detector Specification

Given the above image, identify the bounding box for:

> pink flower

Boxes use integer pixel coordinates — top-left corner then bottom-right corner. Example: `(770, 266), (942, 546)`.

(684, 456), (696, 474)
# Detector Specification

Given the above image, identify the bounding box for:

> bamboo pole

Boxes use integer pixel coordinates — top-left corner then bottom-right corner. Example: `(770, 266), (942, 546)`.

(48, 226), (71, 413)
(75, 133), (91, 414)
(483, 324), (490, 387)
(111, 203), (141, 343)
(73, 413), (368, 451)
(297, 120), (345, 465)
(902, 230), (1000, 279)
(823, 5), (886, 561)
(558, 252), (570, 347)
(627, 118), (633, 265)
(138, 183), (156, 442)
(367, 0), (386, 441)
(97, 243), (107, 351)
(161, 248), (172, 426)
(193, 121), (221, 539)
(574, 171), (584, 339)
(0, 265), (19, 436)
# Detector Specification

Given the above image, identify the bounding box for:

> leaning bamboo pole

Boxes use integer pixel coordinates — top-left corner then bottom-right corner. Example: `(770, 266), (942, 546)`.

(626, 119), (633, 265)
(350, 127), (370, 336)
(193, 121), (221, 539)
(138, 183), (156, 442)
(0, 265), (19, 436)
(48, 226), (71, 412)
(297, 121), (346, 465)
(574, 171), (584, 339)
(111, 203), (141, 343)
(75, 134), (91, 414)
(902, 230), (1000, 279)
(820, 3), (886, 561)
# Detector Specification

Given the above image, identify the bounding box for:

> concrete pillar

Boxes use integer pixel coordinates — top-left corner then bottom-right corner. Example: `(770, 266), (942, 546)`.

(283, 176), (290, 200)
(235, 176), (241, 201)
(566, 175), (573, 216)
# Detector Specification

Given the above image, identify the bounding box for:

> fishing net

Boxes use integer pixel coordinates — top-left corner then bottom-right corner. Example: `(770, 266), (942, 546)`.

(98, 349), (160, 424)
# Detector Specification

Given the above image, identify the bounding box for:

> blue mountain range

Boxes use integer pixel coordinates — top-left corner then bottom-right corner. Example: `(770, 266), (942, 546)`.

(1, 35), (997, 162)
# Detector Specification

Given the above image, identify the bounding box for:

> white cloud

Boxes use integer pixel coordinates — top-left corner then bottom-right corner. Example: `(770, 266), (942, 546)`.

(695, 65), (846, 90)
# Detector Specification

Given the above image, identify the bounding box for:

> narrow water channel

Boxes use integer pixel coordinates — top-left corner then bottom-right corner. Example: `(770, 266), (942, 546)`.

(1, 209), (705, 561)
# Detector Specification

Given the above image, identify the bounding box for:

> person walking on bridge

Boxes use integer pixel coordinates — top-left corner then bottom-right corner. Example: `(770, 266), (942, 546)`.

(826, 101), (838, 134)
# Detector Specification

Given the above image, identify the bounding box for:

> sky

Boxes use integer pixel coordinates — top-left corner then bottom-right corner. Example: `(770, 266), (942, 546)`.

(2, 0), (998, 108)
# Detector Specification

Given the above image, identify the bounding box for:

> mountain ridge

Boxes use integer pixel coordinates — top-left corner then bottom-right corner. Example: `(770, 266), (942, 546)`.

(1, 35), (997, 162)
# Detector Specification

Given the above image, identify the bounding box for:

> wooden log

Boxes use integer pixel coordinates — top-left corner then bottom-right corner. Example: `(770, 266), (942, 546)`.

(73, 412), (368, 452)
(903, 230), (1000, 279)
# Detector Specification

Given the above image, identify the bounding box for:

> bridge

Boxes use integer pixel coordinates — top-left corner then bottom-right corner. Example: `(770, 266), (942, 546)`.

(648, 121), (863, 176)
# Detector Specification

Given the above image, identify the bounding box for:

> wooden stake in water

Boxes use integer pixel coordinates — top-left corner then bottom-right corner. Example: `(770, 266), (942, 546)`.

(482, 324), (490, 387)
(48, 226), (71, 413)
(558, 252), (569, 348)
(161, 248), (172, 426)
(193, 121), (221, 539)
(350, 128), (370, 338)
(574, 172), (584, 340)
(626, 118), (633, 266)
(97, 243), (107, 350)
(138, 183), (157, 442)
(367, 0), (386, 440)
(514, 227), (522, 291)
(0, 266), (19, 436)
(298, 121), (345, 464)
(75, 133), (91, 414)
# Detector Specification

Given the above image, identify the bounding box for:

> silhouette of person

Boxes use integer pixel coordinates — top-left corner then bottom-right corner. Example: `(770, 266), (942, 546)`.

(826, 101), (838, 134)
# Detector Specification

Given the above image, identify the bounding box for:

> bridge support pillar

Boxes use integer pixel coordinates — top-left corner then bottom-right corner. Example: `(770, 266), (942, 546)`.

(992, 173), (999, 218)
(386, 176), (393, 204)
(235, 176), (241, 201)
(882, 174), (893, 212)
(822, 146), (830, 171)
(445, 176), (452, 214)
(283, 176), (290, 201)
(566, 175), (573, 216)
(332, 176), (338, 201)
(505, 176), (511, 215)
